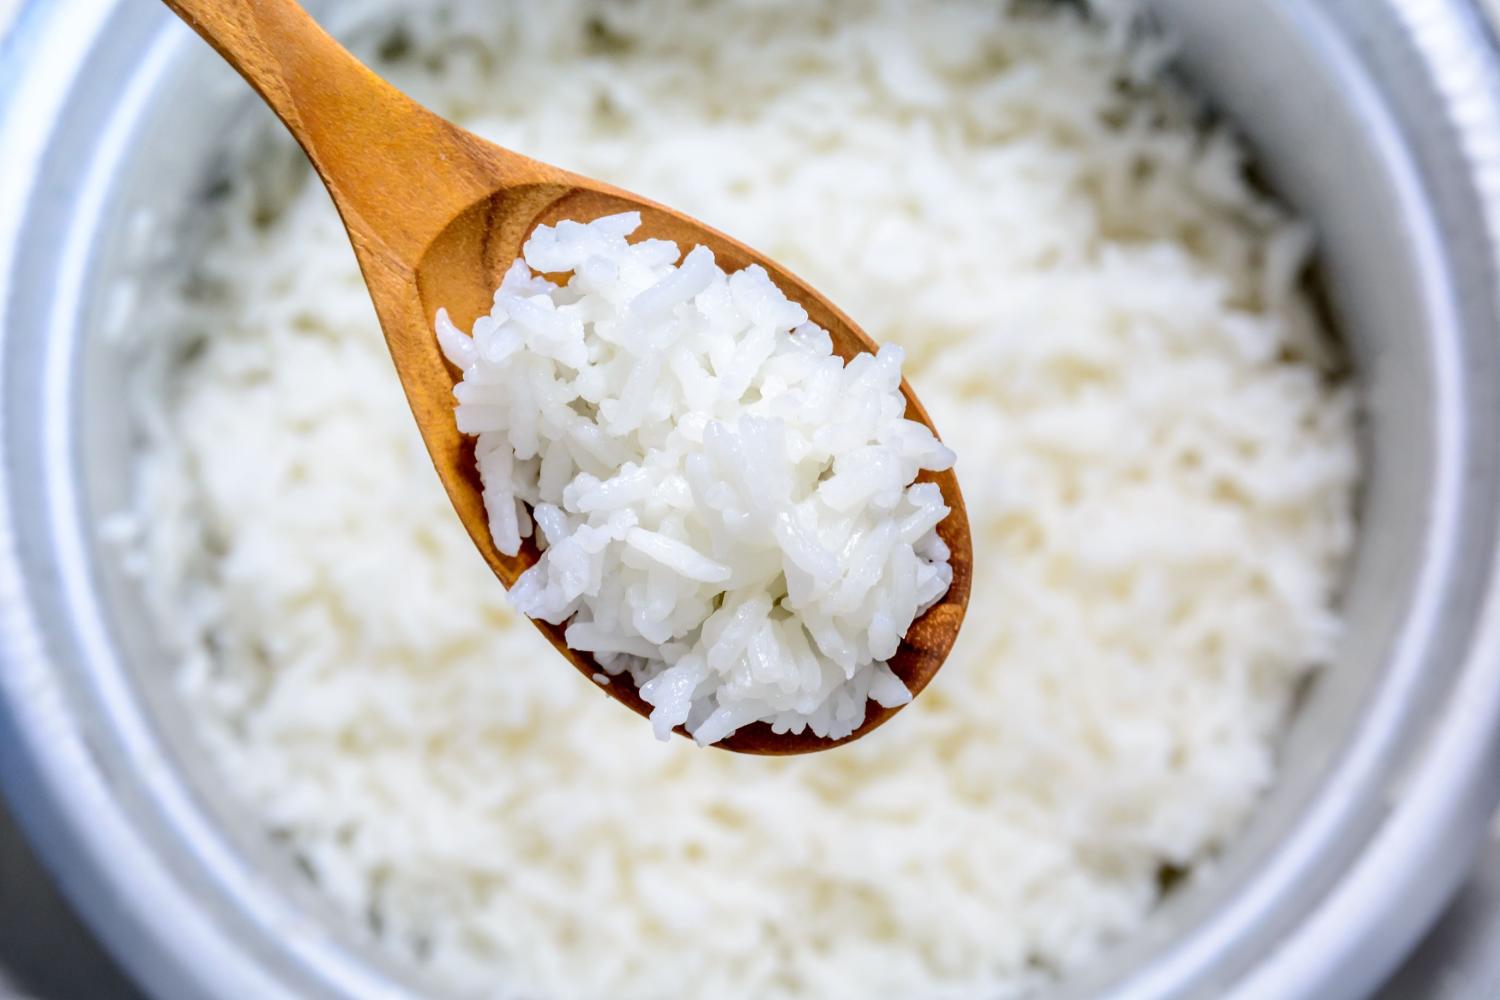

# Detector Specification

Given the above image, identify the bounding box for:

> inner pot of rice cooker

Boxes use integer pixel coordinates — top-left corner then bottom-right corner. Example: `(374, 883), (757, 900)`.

(4, 1), (1500, 997)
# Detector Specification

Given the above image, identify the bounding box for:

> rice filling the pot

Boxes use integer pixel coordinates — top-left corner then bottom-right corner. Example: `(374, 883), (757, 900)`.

(122, 1), (1358, 996)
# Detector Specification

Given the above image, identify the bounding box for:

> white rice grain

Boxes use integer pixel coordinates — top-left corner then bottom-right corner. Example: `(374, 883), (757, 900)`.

(438, 216), (955, 745)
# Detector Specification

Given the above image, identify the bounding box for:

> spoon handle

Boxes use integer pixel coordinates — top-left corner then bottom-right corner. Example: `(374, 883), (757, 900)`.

(159, 0), (503, 269)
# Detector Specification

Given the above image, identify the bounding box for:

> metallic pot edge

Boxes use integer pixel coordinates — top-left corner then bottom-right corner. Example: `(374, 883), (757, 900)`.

(1229, 2), (1500, 995)
(0, 6), (401, 999)
(1100, 1), (1500, 995)
(0, 15), (262, 1000)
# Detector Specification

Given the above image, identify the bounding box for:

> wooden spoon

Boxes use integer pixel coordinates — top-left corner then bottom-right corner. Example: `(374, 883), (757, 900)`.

(162, 0), (972, 754)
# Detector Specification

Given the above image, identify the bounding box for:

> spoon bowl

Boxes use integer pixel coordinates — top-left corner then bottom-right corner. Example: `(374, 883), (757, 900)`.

(163, 0), (971, 753)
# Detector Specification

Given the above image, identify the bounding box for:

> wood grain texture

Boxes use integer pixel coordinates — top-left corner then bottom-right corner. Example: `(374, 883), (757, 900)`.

(161, 0), (972, 754)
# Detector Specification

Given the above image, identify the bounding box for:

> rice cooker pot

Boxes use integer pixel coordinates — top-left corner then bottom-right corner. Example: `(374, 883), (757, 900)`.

(4, 1), (1500, 998)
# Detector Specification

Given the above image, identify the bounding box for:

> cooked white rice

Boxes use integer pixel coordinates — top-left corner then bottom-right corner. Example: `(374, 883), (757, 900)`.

(436, 215), (954, 745)
(127, 1), (1359, 997)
